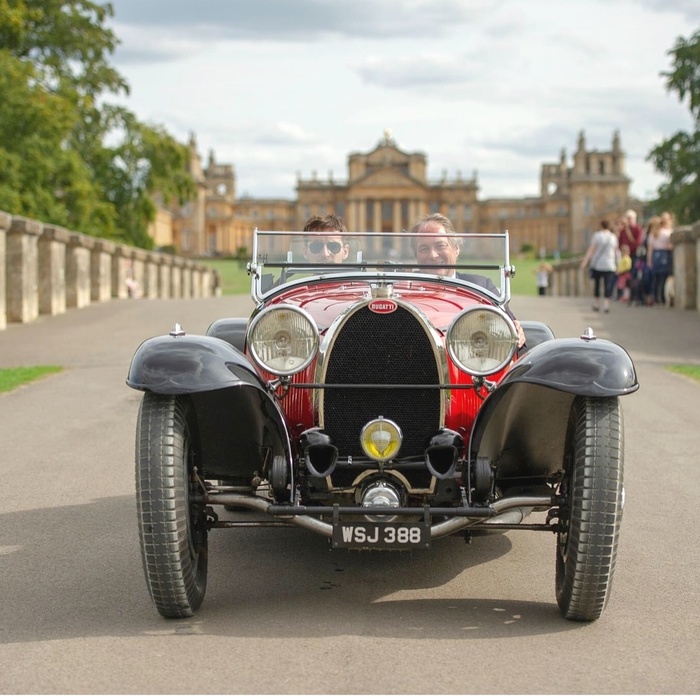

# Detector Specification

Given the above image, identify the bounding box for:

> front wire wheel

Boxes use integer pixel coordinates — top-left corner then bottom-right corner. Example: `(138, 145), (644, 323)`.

(556, 396), (624, 621)
(136, 393), (208, 618)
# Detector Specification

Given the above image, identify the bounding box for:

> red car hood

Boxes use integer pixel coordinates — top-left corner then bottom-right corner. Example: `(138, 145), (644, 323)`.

(269, 279), (491, 333)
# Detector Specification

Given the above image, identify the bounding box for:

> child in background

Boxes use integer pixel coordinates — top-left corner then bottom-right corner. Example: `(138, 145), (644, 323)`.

(535, 261), (553, 296)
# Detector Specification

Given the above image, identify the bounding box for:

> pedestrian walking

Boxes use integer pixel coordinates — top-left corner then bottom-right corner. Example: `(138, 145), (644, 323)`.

(580, 220), (620, 313)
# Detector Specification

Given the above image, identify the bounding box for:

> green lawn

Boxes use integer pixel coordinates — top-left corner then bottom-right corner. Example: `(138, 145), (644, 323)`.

(667, 365), (700, 383)
(203, 258), (253, 295)
(0, 365), (63, 394)
(202, 255), (547, 297)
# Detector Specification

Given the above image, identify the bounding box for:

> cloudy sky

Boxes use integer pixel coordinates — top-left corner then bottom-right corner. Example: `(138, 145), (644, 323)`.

(106, 0), (698, 201)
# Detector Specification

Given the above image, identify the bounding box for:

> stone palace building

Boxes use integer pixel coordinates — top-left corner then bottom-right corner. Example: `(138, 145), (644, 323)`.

(149, 130), (644, 258)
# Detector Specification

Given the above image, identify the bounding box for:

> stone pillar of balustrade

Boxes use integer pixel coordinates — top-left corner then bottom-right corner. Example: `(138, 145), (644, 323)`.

(131, 249), (147, 298)
(200, 266), (213, 298)
(170, 256), (184, 298)
(549, 263), (560, 296)
(577, 265), (589, 298)
(66, 233), (93, 309)
(671, 225), (698, 311)
(696, 224), (700, 312)
(145, 253), (160, 299)
(39, 225), (70, 316)
(6, 217), (42, 323)
(0, 211), (11, 330)
(158, 255), (171, 299)
(111, 245), (130, 299)
(181, 260), (193, 298)
(191, 265), (203, 298)
(90, 240), (116, 302)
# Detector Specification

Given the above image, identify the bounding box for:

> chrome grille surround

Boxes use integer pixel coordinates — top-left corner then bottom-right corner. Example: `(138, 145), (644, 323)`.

(316, 299), (447, 459)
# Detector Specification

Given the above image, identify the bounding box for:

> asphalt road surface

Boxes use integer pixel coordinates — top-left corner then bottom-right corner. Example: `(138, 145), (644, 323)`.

(1, 293), (699, 694)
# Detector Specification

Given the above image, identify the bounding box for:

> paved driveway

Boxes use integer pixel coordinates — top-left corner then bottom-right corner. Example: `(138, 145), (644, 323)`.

(0, 294), (698, 694)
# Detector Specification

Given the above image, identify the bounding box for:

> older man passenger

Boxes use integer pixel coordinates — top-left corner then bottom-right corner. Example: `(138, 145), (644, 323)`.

(411, 213), (526, 348)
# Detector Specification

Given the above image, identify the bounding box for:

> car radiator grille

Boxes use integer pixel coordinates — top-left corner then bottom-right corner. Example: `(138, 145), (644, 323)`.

(322, 306), (441, 458)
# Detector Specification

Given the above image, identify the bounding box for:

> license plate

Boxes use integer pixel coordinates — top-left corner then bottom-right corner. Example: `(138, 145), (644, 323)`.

(332, 522), (431, 549)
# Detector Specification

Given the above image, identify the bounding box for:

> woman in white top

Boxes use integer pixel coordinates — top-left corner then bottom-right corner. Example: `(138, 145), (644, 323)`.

(580, 220), (620, 313)
(646, 211), (674, 304)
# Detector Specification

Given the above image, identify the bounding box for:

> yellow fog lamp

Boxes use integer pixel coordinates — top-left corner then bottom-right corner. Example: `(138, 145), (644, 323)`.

(360, 417), (402, 462)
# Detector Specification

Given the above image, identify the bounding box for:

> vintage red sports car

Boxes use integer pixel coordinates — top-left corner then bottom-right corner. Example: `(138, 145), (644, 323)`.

(127, 229), (639, 621)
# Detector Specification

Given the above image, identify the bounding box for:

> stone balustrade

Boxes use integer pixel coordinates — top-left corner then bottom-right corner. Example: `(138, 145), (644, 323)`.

(547, 222), (700, 311)
(0, 210), (219, 331)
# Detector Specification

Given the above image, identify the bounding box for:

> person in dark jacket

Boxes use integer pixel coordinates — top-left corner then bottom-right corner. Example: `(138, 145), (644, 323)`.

(410, 213), (526, 348)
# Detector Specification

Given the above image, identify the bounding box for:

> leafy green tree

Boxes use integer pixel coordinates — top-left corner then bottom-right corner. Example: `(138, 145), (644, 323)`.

(0, 48), (114, 232)
(101, 108), (196, 248)
(0, 0), (195, 246)
(647, 28), (700, 224)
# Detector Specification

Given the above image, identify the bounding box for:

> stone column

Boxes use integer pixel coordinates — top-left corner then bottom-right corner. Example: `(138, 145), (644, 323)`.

(191, 265), (203, 298)
(0, 211), (10, 330)
(671, 226), (697, 311)
(170, 256), (184, 298)
(158, 255), (171, 299)
(131, 249), (147, 298)
(696, 224), (700, 313)
(112, 245), (130, 299)
(392, 201), (401, 232)
(66, 233), (93, 309)
(358, 200), (367, 232)
(550, 265), (560, 296)
(39, 225), (69, 316)
(181, 260), (193, 298)
(6, 217), (42, 323)
(201, 267), (216, 298)
(145, 253), (160, 299)
(91, 239), (115, 302)
(373, 201), (381, 232)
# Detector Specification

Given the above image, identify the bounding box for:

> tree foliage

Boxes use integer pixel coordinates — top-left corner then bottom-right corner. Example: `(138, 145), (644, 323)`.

(647, 28), (700, 224)
(0, 0), (195, 247)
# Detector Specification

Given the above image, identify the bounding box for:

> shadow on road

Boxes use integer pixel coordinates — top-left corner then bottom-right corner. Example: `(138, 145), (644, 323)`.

(0, 495), (577, 644)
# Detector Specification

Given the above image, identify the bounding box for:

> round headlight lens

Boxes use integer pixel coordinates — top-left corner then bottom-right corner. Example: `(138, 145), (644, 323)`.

(447, 306), (517, 376)
(249, 305), (319, 376)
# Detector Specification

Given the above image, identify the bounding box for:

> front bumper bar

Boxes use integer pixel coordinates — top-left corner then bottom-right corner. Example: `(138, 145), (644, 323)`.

(206, 493), (554, 539)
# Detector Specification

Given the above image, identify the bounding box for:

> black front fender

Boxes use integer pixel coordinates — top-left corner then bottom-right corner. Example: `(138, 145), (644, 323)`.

(501, 336), (638, 396)
(127, 333), (265, 394)
(468, 337), (638, 479)
(127, 333), (293, 482)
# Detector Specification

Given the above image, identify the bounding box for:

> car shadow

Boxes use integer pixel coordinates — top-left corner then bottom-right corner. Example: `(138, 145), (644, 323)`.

(0, 495), (575, 645)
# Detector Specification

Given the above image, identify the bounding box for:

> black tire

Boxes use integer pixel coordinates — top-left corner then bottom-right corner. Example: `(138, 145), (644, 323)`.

(136, 393), (208, 618)
(556, 396), (624, 621)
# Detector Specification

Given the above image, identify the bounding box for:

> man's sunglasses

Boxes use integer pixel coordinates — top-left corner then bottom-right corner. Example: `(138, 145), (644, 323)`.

(308, 241), (343, 254)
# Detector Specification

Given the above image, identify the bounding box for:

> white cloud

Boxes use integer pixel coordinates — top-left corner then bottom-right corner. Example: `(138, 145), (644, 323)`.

(105, 0), (698, 202)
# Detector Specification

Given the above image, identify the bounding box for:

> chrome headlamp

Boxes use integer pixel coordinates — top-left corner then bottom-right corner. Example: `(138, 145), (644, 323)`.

(248, 305), (319, 376)
(446, 306), (517, 376)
